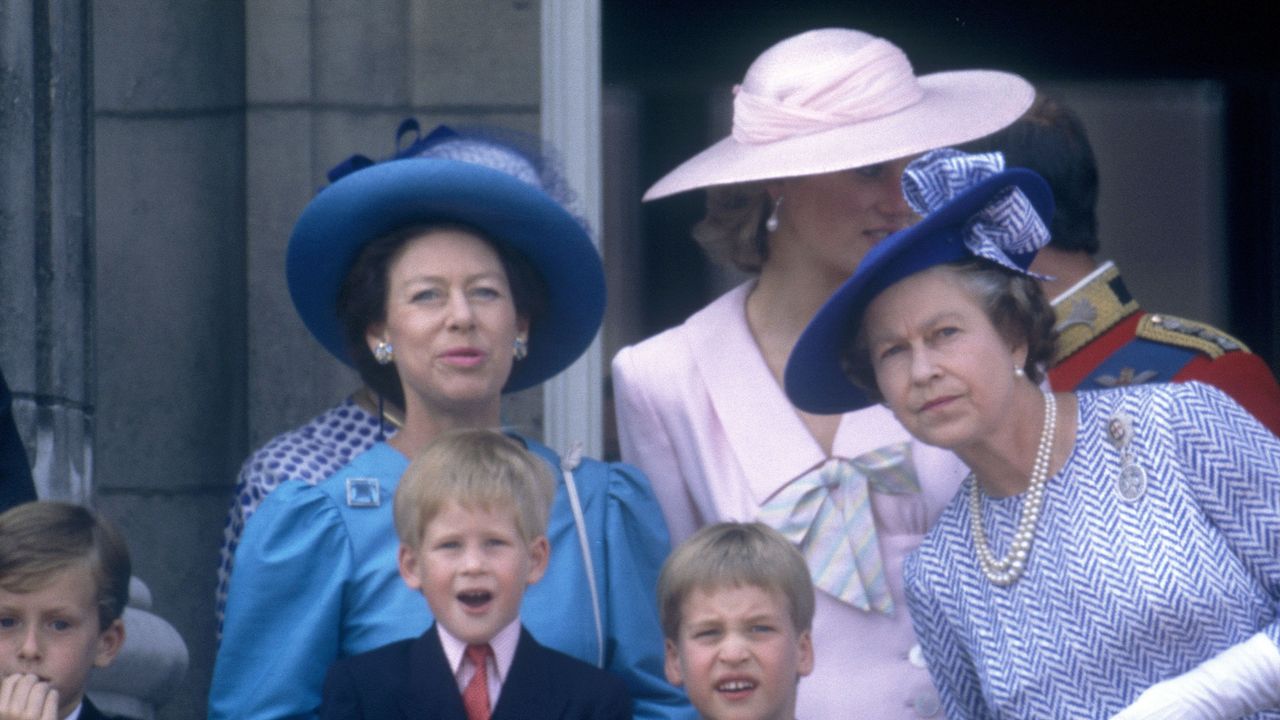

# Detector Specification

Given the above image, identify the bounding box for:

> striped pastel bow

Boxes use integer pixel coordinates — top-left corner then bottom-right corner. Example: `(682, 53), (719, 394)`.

(758, 443), (919, 614)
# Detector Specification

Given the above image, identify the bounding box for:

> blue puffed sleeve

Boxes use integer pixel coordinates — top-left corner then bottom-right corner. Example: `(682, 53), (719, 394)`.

(520, 439), (695, 720)
(209, 480), (350, 719)
(599, 461), (697, 720)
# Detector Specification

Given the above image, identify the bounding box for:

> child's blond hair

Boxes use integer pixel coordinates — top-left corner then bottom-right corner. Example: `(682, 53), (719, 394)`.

(658, 521), (814, 640)
(394, 429), (555, 548)
(0, 501), (132, 630)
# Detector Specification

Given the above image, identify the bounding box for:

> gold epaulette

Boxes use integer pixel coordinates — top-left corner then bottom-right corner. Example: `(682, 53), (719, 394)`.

(1136, 314), (1250, 359)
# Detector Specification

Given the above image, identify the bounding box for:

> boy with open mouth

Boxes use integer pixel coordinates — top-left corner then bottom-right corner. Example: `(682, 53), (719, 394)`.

(320, 429), (631, 719)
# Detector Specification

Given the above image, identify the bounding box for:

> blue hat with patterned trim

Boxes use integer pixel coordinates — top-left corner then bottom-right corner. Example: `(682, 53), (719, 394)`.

(287, 122), (605, 393)
(784, 149), (1054, 414)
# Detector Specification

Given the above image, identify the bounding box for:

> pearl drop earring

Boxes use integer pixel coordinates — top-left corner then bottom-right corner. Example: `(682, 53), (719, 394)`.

(765, 196), (783, 233)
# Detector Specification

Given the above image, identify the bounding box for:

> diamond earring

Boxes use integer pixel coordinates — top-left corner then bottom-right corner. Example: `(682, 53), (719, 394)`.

(374, 339), (395, 365)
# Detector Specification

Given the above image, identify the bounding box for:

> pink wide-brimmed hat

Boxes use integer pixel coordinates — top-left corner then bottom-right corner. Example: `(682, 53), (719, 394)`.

(643, 28), (1036, 200)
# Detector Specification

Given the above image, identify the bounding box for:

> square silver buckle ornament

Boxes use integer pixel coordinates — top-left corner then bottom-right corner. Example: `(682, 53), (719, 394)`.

(345, 477), (381, 508)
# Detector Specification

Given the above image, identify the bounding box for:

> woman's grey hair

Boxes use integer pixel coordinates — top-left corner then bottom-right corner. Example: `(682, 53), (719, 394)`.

(841, 259), (1057, 403)
(691, 182), (772, 273)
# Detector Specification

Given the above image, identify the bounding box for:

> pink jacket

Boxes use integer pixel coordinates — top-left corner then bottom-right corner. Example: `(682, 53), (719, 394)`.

(612, 282), (966, 719)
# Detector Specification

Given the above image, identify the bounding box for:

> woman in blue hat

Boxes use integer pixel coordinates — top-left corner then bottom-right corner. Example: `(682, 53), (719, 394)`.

(785, 149), (1280, 717)
(210, 124), (691, 720)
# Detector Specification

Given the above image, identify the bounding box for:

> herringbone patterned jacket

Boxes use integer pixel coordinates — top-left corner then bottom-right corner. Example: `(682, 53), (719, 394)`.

(905, 381), (1280, 718)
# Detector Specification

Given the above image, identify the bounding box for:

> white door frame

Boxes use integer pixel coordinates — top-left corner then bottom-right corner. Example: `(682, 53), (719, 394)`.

(540, 0), (604, 458)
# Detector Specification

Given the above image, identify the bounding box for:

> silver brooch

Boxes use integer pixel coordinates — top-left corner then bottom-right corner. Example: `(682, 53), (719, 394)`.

(1116, 464), (1148, 501)
(345, 477), (381, 508)
(1106, 412), (1146, 502)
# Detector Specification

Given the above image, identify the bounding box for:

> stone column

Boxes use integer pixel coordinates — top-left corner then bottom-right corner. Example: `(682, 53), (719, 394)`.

(92, 2), (247, 716)
(0, 0), (95, 503)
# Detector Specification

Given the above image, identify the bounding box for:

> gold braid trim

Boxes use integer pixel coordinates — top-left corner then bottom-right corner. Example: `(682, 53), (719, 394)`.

(1051, 264), (1141, 364)
(1136, 314), (1249, 359)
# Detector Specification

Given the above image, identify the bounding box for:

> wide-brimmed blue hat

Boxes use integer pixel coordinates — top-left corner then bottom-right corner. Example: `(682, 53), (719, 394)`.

(785, 149), (1054, 414)
(287, 122), (605, 394)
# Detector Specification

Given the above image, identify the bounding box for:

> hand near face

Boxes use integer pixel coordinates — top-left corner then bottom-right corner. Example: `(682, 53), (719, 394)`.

(0, 674), (59, 720)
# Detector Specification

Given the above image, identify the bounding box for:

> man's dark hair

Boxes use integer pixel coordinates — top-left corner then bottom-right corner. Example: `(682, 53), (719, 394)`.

(965, 94), (1100, 255)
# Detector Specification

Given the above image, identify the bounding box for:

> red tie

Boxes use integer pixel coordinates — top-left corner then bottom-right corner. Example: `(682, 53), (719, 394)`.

(462, 644), (492, 720)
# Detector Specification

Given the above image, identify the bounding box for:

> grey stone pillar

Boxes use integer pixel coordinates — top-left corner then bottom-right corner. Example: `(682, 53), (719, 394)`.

(92, 2), (247, 717)
(1, 0), (95, 500)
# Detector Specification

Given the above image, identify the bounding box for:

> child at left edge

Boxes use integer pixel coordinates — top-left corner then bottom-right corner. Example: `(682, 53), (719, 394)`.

(0, 502), (129, 720)
(320, 429), (631, 719)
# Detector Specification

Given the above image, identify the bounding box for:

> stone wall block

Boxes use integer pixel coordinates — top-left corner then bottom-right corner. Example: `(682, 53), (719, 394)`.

(409, 0), (540, 106)
(313, 0), (410, 105)
(246, 109), (358, 446)
(94, 115), (246, 492)
(0, 207), (38, 391)
(247, 0), (312, 104)
(93, 0), (245, 112)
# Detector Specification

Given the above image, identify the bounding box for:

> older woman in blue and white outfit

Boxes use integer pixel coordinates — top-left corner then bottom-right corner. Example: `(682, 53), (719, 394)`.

(785, 149), (1280, 718)
(210, 123), (691, 719)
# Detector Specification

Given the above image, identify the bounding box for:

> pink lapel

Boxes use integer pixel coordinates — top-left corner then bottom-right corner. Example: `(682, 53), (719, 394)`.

(682, 283), (913, 507)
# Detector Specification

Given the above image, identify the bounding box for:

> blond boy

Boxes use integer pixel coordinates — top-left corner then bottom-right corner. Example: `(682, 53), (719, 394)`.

(659, 522), (815, 720)
(0, 502), (129, 720)
(320, 429), (630, 719)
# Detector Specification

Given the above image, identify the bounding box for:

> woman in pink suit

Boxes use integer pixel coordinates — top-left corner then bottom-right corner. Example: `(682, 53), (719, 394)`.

(612, 28), (1034, 718)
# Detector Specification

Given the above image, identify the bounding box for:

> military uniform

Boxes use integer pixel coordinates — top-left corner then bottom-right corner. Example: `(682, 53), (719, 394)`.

(1048, 261), (1280, 436)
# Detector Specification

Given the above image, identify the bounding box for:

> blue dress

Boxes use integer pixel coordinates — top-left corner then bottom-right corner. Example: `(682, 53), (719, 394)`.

(904, 382), (1280, 718)
(210, 436), (693, 720)
(215, 397), (388, 628)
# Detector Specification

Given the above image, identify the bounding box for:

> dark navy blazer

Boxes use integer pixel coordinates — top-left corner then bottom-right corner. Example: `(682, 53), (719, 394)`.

(80, 697), (116, 720)
(320, 624), (632, 720)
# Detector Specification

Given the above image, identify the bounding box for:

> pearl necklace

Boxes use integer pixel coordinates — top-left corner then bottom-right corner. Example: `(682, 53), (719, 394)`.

(969, 390), (1056, 587)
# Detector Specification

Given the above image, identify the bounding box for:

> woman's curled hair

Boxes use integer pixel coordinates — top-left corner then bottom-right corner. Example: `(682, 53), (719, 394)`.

(691, 182), (772, 273)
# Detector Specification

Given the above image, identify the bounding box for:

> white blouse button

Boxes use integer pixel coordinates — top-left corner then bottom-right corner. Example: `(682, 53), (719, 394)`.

(913, 692), (941, 717)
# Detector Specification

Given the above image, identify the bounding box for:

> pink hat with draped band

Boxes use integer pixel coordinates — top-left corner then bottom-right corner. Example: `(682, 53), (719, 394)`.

(643, 28), (1036, 200)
